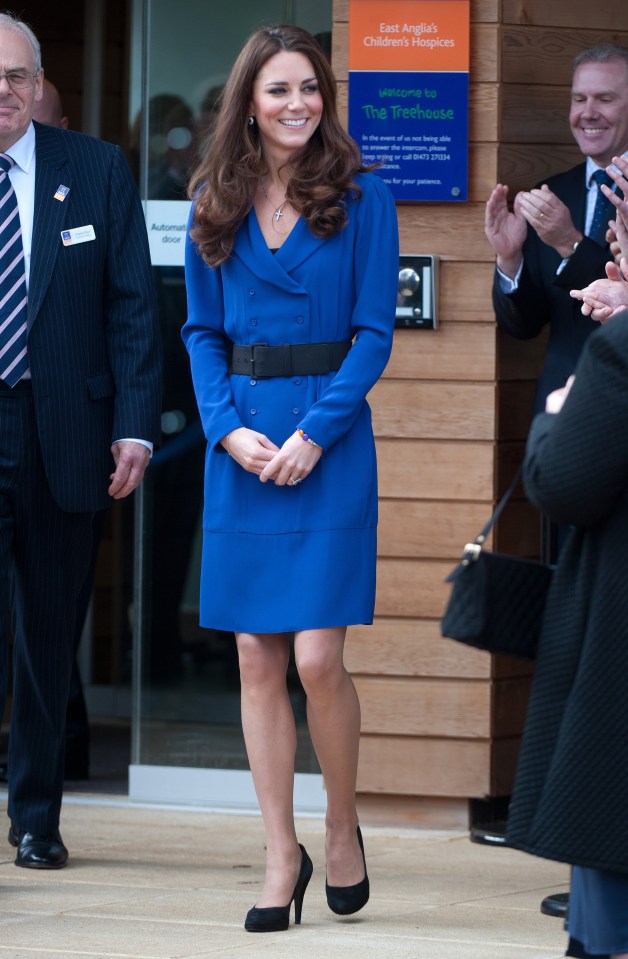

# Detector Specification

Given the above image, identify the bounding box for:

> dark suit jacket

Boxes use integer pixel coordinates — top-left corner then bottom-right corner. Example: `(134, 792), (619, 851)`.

(507, 313), (628, 875)
(492, 162), (610, 414)
(27, 121), (162, 512)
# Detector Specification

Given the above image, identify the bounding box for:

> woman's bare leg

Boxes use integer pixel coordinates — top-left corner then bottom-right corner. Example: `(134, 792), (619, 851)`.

(294, 627), (365, 886)
(236, 631), (302, 907)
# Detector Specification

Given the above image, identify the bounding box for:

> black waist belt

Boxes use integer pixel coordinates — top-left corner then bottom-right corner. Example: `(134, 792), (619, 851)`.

(230, 341), (351, 378)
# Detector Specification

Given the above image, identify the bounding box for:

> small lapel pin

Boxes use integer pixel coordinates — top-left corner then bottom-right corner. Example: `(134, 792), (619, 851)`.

(54, 184), (69, 201)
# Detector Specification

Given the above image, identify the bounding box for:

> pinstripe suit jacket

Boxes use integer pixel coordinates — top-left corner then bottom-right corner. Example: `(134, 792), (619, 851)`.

(25, 121), (162, 512)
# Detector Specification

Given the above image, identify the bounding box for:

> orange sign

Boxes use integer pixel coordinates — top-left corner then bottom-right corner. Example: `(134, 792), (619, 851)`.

(349, 0), (470, 72)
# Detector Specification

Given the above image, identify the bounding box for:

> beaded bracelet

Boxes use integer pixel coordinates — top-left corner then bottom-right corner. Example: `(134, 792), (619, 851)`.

(297, 429), (323, 450)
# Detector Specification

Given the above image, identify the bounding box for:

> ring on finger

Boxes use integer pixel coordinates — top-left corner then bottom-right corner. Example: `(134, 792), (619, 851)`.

(290, 476), (302, 486)
(538, 211), (544, 219)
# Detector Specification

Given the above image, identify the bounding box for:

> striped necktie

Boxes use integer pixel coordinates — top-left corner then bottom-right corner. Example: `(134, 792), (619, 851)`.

(0, 153), (28, 386)
(588, 169), (615, 247)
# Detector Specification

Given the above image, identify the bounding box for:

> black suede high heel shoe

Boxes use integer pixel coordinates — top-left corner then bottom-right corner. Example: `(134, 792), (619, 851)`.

(244, 844), (313, 933)
(325, 826), (370, 915)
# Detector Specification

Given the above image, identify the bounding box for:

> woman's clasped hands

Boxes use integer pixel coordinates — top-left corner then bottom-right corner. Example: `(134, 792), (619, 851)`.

(221, 427), (322, 486)
(259, 429), (322, 486)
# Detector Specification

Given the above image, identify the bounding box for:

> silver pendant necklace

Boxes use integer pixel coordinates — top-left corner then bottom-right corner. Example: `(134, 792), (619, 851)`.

(261, 177), (289, 223)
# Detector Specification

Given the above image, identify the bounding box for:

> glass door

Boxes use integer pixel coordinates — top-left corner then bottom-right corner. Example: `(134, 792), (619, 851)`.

(130, 0), (332, 812)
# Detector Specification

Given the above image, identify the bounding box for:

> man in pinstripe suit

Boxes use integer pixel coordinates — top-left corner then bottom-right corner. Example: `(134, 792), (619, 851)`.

(0, 13), (162, 868)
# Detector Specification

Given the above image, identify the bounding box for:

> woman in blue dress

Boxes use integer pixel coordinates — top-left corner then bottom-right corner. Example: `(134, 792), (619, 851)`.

(183, 24), (398, 933)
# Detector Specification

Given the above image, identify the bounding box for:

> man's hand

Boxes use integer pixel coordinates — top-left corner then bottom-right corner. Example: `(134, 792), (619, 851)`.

(606, 221), (623, 266)
(109, 440), (151, 499)
(517, 184), (582, 258)
(485, 184), (527, 278)
(545, 375), (575, 414)
(570, 258), (628, 323)
(601, 158), (628, 267)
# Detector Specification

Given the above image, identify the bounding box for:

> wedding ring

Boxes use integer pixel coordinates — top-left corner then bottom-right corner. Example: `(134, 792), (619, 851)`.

(290, 477), (302, 486)
(538, 212), (544, 219)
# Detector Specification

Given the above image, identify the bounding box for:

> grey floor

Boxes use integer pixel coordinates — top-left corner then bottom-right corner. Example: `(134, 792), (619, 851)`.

(0, 795), (570, 959)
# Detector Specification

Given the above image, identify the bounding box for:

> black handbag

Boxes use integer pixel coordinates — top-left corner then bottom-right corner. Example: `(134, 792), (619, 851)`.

(440, 470), (554, 660)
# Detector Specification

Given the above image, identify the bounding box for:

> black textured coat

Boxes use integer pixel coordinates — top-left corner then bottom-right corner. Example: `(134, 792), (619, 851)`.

(506, 313), (628, 874)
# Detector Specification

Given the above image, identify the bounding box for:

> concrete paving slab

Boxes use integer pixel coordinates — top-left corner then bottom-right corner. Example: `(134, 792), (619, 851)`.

(0, 798), (569, 959)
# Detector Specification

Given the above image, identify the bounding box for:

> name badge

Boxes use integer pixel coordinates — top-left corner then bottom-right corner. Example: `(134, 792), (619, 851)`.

(61, 225), (96, 246)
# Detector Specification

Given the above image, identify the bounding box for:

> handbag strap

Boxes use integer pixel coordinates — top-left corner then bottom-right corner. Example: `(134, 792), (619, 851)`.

(461, 466), (522, 565)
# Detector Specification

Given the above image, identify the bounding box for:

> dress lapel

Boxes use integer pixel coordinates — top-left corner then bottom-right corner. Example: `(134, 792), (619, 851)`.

(234, 208), (327, 290)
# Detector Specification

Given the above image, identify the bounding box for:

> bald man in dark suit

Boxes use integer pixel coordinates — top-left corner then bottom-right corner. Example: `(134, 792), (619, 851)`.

(0, 13), (162, 868)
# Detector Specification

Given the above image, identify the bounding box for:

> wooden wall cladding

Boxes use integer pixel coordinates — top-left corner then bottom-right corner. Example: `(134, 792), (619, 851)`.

(378, 500), (491, 559)
(332, 0), (598, 810)
(357, 736), (491, 798)
(371, 380), (495, 441)
(502, 0), (628, 29)
(397, 204), (495, 259)
(356, 676), (491, 738)
(501, 26), (628, 85)
(377, 439), (494, 501)
(384, 324), (495, 381)
(347, 621), (491, 679)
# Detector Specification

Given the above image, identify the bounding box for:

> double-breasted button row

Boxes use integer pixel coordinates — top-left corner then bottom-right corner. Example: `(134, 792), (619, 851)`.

(250, 408), (303, 415)
(248, 318), (306, 326)
(250, 379), (302, 386)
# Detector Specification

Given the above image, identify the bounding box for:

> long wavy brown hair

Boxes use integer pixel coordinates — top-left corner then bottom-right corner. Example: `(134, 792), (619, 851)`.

(188, 24), (367, 267)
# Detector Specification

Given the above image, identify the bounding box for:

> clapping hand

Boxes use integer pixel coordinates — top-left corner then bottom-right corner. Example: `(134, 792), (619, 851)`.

(485, 184), (527, 278)
(570, 258), (628, 323)
(602, 155), (628, 266)
(516, 184), (582, 259)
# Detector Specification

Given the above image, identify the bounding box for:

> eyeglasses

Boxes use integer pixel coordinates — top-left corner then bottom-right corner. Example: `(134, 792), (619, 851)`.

(0, 71), (39, 89)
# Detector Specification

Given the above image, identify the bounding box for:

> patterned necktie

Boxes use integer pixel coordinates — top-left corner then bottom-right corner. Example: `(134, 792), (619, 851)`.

(588, 169), (615, 247)
(0, 153), (28, 386)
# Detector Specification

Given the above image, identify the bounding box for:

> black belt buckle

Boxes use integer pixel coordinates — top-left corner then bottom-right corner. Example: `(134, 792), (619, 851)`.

(248, 342), (267, 378)
(250, 343), (295, 377)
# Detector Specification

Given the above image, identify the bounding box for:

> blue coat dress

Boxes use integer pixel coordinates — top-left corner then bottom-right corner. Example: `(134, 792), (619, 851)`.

(183, 172), (398, 633)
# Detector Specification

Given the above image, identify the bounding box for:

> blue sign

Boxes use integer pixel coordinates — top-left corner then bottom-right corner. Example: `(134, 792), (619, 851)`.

(349, 70), (469, 202)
